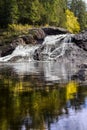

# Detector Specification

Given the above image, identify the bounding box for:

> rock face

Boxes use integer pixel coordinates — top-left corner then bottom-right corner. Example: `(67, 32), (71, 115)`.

(71, 64), (87, 83)
(22, 34), (37, 45)
(0, 27), (87, 58)
(0, 28), (46, 57)
(33, 40), (87, 63)
(0, 38), (25, 57)
(30, 28), (46, 40)
(42, 27), (69, 35)
(0, 27), (68, 57)
(73, 30), (87, 51)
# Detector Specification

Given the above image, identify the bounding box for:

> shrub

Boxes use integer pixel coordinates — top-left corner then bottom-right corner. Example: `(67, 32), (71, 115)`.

(8, 24), (32, 34)
(65, 9), (80, 33)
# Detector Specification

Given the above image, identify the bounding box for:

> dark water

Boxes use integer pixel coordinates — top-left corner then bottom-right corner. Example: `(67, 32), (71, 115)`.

(0, 61), (87, 130)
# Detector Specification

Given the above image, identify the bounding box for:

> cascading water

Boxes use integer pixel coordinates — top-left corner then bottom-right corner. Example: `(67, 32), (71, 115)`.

(45, 34), (74, 60)
(34, 33), (75, 61)
(0, 45), (39, 62)
(0, 33), (86, 62)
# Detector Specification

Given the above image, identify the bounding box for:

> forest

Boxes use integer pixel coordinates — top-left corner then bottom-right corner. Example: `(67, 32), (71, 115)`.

(0, 0), (87, 33)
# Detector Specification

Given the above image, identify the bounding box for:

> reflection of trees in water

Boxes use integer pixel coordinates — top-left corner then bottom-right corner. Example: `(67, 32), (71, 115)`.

(0, 79), (66, 130)
(0, 71), (87, 129)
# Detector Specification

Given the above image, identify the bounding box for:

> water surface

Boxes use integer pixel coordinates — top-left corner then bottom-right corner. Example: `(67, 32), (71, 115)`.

(0, 61), (87, 130)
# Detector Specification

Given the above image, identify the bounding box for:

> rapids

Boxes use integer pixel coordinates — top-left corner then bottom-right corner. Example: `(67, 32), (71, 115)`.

(0, 33), (86, 63)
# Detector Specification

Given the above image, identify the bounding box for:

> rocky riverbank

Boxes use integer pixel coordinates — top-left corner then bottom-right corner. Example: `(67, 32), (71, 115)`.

(0, 27), (87, 83)
(0, 27), (87, 61)
(0, 27), (87, 57)
(0, 27), (69, 57)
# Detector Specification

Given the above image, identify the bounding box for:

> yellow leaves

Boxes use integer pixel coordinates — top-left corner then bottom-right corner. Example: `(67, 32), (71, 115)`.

(8, 24), (32, 34)
(66, 81), (78, 100)
(65, 9), (80, 33)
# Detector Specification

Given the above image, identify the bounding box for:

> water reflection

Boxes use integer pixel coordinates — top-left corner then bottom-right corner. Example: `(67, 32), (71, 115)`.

(0, 61), (78, 83)
(0, 62), (87, 130)
(66, 81), (78, 100)
(51, 107), (87, 130)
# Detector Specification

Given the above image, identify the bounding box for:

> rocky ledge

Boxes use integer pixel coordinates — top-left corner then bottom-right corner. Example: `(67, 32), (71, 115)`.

(0, 27), (68, 57)
(72, 30), (87, 51)
(0, 27), (87, 58)
(0, 27), (87, 83)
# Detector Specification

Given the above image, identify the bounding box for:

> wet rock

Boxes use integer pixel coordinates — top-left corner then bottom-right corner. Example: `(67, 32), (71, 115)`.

(0, 38), (25, 57)
(11, 37), (25, 48)
(1, 45), (15, 57)
(73, 30), (87, 51)
(18, 28), (46, 45)
(29, 28), (46, 44)
(0, 28), (46, 57)
(71, 64), (87, 81)
(42, 27), (69, 35)
(33, 45), (44, 60)
(22, 34), (37, 44)
(33, 33), (87, 61)
(8, 56), (23, 62)
(30, 28), (46, 40)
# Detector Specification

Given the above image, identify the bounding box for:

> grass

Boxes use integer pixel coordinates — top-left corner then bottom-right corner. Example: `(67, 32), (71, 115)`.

(0, 24), (33, 45)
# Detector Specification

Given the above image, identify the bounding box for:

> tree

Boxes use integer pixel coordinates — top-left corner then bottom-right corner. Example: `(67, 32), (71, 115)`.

(65, 9), (80, 33)
(0, 0), (19, 27)
(29, 0), (42, 25)
(17, 0), (31, 24)
(0, 0), (5, 27)
(76, 0), (87, 30)
(70, 0), (87, 30)
(39, 0), (67, 27)
(9, 0), (19, 24)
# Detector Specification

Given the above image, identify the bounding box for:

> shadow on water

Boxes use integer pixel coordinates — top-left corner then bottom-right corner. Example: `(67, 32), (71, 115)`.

(0, 61), (87, 130)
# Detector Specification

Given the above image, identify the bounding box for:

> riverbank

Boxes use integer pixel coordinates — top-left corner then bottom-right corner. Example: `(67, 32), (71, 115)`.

(0, 26), (87, 83)
(0, 26), (69, 57)
(0, 26), (87, 57)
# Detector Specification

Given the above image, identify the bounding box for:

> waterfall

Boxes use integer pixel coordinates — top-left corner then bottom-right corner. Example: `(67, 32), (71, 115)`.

(36, 33), (74, 60)
(0, 45), (39, 62)
(0, 33), (79, 62)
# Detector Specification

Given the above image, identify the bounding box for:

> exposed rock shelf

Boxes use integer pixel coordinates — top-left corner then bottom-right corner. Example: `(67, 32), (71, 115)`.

(0, 27), (87, 63)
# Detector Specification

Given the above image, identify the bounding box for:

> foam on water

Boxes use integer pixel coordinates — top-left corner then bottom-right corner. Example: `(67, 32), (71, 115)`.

(0, 34), (74, 62)
(0, 45), (39, 62)
(40, 33), (74, 60)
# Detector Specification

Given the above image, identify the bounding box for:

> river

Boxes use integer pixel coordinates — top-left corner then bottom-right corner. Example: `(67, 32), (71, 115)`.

(0, 61), (87, 130)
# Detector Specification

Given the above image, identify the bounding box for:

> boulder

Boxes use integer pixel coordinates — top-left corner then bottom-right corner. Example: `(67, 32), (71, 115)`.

(30, 28), (46, 40)
(1, 38), (25, 57)
(73, 30), (87, 51)
(20, 28), (46, 45)
(42, 27), (69, 35)
(0, 28), (46, 57)
(71, 64), (87, 82)
(29, 28), (46, 44)
(22, 34), (37, 44)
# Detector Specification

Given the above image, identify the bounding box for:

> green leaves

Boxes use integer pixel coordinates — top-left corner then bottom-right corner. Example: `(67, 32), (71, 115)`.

(0, 0), (67, 28)
(69, 0), (87, 30)
(0, 0), (86, 31)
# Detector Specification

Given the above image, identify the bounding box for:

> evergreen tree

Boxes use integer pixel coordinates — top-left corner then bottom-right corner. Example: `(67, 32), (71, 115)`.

(17, 0), (31, 24)
(0, 0), (5, 27)
(70, 0), (87, 30)
(1, 0), (86, 30)
(29, 0), (42, 25)
(0, 0), (19, 27)
(40, 0), (67, 27)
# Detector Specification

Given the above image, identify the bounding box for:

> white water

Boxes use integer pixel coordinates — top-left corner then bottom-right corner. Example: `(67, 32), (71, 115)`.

(0, 45), (39, 62)
(0, 34), (74, 62)
(42, 34), (74, 60)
